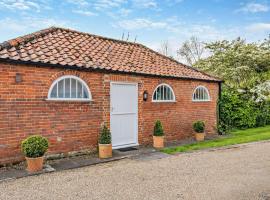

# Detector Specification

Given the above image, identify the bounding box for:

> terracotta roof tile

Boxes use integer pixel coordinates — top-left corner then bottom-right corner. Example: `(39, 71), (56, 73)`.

(0, 27), (221, 82)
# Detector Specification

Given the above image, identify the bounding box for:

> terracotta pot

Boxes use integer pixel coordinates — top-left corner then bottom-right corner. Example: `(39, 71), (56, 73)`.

(195, 132), (205, 141)
(25, 156), (44, 173)
(153, 136), (164, 148)
(99, 143), (112, 159)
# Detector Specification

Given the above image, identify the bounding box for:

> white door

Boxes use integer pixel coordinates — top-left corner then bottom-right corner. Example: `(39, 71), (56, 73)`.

(110, 82), (138, 149)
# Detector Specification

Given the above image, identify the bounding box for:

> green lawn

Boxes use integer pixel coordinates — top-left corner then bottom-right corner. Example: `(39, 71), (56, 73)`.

(161, 125), (270, 154)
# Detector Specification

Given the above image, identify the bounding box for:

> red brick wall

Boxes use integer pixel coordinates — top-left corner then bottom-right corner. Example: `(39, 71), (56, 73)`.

(0, 63), (219, 164)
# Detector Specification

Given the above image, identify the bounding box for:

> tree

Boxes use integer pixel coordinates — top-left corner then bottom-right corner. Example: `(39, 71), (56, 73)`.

(194, 37), (270, 132)
(195, 37), (270, 90)
(158, 40), (173, 58)
(177, 36), (205, 66)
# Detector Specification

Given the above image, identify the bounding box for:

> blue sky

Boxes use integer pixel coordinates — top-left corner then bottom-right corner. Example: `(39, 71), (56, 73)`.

(0, 0), (270, 54)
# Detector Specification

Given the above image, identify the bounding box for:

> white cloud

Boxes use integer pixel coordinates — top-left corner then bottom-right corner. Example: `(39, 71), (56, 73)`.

(72, 10), (97, 16)
(66, 0), (89, 7)
(0, 0), (40, 11)
(115, 18), (167, 30)
(246, 22), (270, 32)
(132, 0), (157, 8)
(118, 8), (132, 16)
(0, 17), (72, 41)
(165, 0), (184, 6)
(114, 16), (245, 43)
(93, 0), (127, 10)
(236, 2), (269, 13)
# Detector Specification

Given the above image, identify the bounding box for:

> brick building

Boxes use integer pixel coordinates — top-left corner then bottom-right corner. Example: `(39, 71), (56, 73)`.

(0, 27), (221, 164)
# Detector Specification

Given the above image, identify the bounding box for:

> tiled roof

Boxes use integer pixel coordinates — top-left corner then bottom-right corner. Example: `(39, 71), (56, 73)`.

(0, 27), (221, 82)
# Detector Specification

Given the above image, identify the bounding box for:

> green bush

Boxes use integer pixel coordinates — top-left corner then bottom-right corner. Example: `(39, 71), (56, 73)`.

(99, 125), (111, 144)
(218, 87), (270, 134)
(153, 120), (164, 136)
(193, 121), (205, 133)
(255, 101), (270, 127)
(21, 135), (49, 158)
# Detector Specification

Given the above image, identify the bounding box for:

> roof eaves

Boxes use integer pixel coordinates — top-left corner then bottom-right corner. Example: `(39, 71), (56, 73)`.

(0, 27), (58, 51)
(0, 58), (223, 83)
(136, 43), (222, 82)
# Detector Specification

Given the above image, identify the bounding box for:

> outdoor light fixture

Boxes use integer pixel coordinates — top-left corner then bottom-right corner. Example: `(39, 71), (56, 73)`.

(143, 90), (148, 101)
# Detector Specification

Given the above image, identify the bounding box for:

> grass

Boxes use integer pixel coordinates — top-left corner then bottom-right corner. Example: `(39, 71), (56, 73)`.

(161, 125), (270, 154)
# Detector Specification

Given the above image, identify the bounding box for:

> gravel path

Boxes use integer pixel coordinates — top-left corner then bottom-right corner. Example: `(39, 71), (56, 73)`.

(1, 141), (270, 200)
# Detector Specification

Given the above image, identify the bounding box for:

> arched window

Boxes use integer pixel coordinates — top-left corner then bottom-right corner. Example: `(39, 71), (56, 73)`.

(152, 83), (175, 102)
(192, 86), (210, 101)
(48, 75), (92, 101)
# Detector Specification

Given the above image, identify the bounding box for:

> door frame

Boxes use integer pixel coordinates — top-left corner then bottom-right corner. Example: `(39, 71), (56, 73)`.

(110, 81), (139, 149)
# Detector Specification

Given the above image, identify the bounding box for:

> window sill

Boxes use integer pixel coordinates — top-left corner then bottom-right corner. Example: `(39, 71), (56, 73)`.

(45, 98), (93, 102)
(192, 100), (211, 102)
(152, 100), (176, 103)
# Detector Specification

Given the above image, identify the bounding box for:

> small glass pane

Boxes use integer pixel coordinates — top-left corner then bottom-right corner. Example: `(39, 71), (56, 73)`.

(65, 78), (71, 98)
(203, 90), (209, 100)
(71, 79), (77, 98)
(195, 90), (199, 99)
(160, 86), (164, 100)
(164, 86), (167, 100)
(77, 81), (83, 98)
(58, 79), (64, 98)
(156, 87), (160, 100)
(50, 84), (57, 98)
(83, 85), (89, 98)
(169, 90), (172, 100)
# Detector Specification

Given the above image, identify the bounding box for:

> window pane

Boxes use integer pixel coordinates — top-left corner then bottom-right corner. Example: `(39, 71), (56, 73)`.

(196, 89), (199, 99)
(83, 85), (89, 98)
(156, 87), (160, 100)
(77, 81), (83, 98)
(58, 79), (64, 98)
(50, 84), (57, 98)
(169, 90), (173, 100)
(160, 85), (164, 100)
(154, 91), (157, 100)
(164, 86), (167, 100)
(203, 89), (209, 100)
(65, 78), (71, 98)
(71, 79), (77, 98)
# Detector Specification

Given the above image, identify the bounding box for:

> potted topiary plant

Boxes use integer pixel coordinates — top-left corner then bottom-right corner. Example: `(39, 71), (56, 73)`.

(153, 120), (165, 148)
(98, 125), (112, 159)
(193, 121), (205, 141)
(21, 135), (49, 173)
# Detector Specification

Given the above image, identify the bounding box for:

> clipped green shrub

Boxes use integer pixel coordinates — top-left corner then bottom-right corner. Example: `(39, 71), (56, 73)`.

(193, 121), (205, 133)
(99, 125), (111, 144)
(218, 87), (270, 134)
(153, 120), (164, 136)
(21, 135), (49, 158)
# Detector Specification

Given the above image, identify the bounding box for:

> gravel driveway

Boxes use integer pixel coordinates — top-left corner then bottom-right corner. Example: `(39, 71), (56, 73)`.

(1, 141), (270, 200)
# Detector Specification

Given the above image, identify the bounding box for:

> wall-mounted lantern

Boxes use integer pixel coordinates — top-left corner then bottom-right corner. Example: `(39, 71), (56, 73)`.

(143, 90), (148, 101)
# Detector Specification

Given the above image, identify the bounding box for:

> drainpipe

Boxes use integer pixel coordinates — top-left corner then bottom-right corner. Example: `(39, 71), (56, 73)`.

(218, 82), (222, 135)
